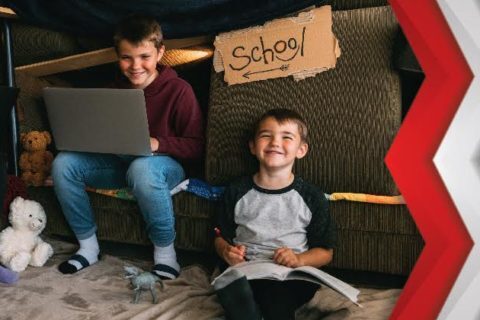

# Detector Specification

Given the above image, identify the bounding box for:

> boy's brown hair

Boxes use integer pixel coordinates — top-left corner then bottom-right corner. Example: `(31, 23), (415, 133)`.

(252, 108), (308, 143)
(113, 14), (163, 52)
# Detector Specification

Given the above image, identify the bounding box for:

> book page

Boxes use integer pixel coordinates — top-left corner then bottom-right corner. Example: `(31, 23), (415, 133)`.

(290, 266), (360, 303)
(223, 260), (292, 281)
(212, 260), (360, 305)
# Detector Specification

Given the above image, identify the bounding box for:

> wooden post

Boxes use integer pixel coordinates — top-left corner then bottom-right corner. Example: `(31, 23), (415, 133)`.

(0, 6), (19, 176)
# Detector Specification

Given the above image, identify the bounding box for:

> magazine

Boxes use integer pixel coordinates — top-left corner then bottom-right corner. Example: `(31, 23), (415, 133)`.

(212, 260), (361, 306)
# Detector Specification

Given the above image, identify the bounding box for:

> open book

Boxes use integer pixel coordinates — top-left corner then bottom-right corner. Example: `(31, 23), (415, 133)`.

(212, 260), (361, 306)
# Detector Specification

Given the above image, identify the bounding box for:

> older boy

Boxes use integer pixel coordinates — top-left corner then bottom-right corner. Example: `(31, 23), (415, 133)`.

(214, 109), (336, 320)
(52, 14), (204, 279)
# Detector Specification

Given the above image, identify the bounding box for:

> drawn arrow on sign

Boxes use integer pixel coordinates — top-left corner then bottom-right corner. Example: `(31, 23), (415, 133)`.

(242, 64), (289, 79)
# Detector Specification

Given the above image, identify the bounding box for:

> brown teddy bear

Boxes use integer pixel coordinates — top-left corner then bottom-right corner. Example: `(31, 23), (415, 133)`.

(19, 131), (54, 187)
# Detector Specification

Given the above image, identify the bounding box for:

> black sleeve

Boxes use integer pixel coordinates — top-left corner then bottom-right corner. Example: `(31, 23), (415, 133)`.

(214, 176), (252, 243)
(215, 184), (238, 243)
(304, 185), (337, 249)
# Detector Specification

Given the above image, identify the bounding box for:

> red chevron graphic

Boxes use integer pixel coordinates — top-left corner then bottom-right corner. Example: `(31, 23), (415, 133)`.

(386, 0), (473, 319)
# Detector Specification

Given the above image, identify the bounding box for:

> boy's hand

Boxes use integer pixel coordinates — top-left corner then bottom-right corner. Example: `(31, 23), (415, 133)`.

(273, 247), (303, 268)
(150, 137), (159, 152)
(222, 244), (246, 266)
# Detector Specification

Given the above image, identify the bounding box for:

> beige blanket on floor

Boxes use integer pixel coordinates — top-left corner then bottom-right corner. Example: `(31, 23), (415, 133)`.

(0, 239), (401, 319)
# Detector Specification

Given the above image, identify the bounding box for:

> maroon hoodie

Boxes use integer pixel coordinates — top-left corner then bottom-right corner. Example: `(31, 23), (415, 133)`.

(114, 65), (205, 161)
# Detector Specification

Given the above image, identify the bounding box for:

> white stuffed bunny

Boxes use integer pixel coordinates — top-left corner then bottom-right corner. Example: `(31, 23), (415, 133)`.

(0, 196), (53, 272)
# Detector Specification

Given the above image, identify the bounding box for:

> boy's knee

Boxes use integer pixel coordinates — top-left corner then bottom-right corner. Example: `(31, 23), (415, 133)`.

(214, 268), (245, 290)
(128, 157), (152, 174)
(51, 152), (76, 179)
(127, 158), (167, 188)
(127, 158), (172, 181)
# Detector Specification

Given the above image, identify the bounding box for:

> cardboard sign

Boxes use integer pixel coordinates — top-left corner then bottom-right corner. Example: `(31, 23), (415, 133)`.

(213, 6), (340, 85)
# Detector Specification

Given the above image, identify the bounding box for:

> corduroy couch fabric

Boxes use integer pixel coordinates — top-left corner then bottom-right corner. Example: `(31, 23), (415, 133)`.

(8, 3), (423, 276)
(205, 6), (422, 275)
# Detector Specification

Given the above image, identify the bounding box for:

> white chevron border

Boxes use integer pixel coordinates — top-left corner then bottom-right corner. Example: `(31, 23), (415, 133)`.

(434, 0), (480, 319)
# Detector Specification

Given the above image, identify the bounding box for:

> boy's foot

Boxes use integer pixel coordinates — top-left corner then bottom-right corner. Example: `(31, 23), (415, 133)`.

(153, 243), (180, 279)
(58, 254), (99, 274)
(152, 263), (180, 280)
(58, 234), (100, 274)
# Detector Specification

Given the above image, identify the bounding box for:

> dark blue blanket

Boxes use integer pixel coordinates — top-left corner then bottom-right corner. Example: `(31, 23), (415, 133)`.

(1, 0), (327, 39)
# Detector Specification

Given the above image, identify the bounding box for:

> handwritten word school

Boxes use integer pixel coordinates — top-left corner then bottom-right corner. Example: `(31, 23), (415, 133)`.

(228, 27), (306, 71)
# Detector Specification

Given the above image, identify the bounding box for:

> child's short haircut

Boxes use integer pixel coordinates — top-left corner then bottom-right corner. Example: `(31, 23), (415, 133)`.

(113, 14), (163, 52)
(253, 108), (308, 143)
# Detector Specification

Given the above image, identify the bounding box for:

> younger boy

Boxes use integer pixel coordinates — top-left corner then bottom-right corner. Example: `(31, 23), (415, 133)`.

(214, 109), (336, 320)
(52, 14), (204, 279)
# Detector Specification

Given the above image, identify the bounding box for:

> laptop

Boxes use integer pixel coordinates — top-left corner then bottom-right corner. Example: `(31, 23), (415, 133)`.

(43, 87), (154, 156)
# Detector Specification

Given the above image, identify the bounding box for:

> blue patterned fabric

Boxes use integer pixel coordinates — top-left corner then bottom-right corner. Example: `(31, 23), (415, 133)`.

(186, 178), (225, 201)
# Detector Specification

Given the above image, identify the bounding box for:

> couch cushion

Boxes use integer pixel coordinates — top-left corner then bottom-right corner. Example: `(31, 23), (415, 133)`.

(15, 72), (70, 134)
(12, 22), (81, 67)
(206, 6), (400, 195)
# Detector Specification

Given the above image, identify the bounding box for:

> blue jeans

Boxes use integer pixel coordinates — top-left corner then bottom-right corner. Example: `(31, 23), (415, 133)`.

(51, 152), (185, 246)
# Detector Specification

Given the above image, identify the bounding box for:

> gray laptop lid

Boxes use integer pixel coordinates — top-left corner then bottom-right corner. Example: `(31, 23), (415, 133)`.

(43, 87), (152, 156)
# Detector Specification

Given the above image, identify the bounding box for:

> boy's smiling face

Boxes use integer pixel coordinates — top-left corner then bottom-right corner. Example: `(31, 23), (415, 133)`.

(249, 116), (308, 172)
(117, 39), (164, 89)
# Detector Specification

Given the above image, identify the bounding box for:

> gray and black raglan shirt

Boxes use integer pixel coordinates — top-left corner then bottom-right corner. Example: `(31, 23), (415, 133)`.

(217, 176), (337, 261)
